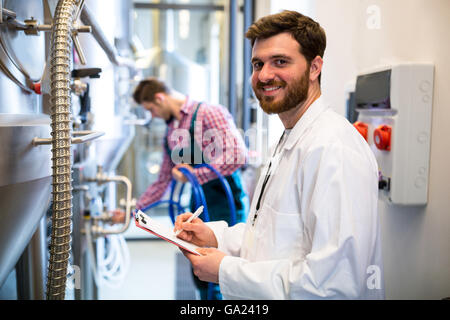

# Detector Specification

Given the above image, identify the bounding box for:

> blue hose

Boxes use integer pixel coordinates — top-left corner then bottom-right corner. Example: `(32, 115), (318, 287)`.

(177, 167), (210, 222)
(141, 164), (236, 226)
(168, 179), (188, 224)
(140, 164), (237, 300)
(195, 164), (237, 226)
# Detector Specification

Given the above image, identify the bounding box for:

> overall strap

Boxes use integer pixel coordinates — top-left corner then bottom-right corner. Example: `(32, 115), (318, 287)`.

(189, 102), (203, 137)
(164, 126), (171, 156)
(164, 102), (203, 159)
(189, 102), (203, 164)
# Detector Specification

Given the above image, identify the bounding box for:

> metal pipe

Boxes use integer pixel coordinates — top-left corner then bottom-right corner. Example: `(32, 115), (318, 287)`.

(72, 31), (87, 65)
(97, 175), (132, 235)
(0, 6), (16, 19)
(84, 168), (133, 236)
(33, 130), (105, 146)
(242, 0), (253, 136)
(78, 5), (134, 69)
(0, 7), (35, 31)
(134, 3), (225, 11)
(228, 0), (238, 119)
(4, 16), (28, 30)
(71, 130), (105, 144)
(46, 0), (79, 300)
(79, 5), (119, 65)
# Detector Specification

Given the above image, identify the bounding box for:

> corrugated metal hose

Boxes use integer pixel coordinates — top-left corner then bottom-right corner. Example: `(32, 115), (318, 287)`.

(46, 0), (79, 300)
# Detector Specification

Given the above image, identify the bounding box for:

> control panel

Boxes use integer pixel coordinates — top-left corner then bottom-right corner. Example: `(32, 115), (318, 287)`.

(353, 63), (434, 205)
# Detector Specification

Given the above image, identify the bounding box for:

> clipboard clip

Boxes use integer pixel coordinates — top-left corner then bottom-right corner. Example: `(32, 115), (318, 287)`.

(135, 210), (147, 224)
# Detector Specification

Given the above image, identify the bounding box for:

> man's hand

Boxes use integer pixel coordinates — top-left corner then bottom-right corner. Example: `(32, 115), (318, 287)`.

(174, 212), (218, 248)
(171, 164), (194, 183)
(110, 209), (126, 224)
(182, 248), (227, 283)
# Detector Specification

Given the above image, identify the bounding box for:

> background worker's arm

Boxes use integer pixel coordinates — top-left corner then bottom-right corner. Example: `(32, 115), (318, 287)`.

(136, 147), (174, 210)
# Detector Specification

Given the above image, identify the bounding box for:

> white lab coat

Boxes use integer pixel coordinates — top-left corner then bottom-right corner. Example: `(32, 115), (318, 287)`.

(207, 96), (384, 299)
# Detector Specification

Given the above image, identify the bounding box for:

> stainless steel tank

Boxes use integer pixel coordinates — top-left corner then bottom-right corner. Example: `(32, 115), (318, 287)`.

(0, 1), (50, 287)
(0, 0), (45, 113)
(0, 115), (52, 287)
(0, 0), (136, 297)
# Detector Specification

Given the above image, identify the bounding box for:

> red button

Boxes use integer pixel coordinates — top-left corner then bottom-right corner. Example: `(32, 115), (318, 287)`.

(374, 125), (391, 151)
(32, 82), (41, 95)
(353, 121), (369, 141)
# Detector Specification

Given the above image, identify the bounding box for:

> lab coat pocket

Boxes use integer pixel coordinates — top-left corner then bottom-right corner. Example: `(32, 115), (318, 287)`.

(268, 205), (303, 259)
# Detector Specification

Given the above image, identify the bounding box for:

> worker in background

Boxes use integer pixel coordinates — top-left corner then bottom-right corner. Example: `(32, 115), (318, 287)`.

(175, 10), (385, 299)
(132, 77), (249, 300)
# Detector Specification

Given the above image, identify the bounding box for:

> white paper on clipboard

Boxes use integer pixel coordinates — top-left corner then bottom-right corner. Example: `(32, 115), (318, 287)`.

(134, 210), (202, 256)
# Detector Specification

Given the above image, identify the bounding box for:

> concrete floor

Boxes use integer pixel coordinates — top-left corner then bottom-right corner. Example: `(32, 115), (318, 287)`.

(99, 239), (180, 300)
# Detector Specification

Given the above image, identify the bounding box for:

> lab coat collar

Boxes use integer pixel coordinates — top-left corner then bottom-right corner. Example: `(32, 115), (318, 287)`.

(283, 95), (329, 151)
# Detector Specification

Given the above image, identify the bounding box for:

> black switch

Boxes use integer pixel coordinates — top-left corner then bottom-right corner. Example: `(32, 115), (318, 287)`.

(378, 179), (389, 190)
(71, 68), (102, 79)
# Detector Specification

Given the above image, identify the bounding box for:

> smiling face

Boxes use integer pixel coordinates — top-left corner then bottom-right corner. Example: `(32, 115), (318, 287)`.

(251, 32), (311, 115)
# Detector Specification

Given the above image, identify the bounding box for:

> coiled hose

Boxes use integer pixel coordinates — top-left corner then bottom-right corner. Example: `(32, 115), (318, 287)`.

(46, 0), (79, 300)
(140, 164), (237, 300)
(166, 164), (236, 226)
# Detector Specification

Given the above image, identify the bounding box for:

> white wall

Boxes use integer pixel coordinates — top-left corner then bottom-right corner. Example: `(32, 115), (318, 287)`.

(262, 0), (450, 299)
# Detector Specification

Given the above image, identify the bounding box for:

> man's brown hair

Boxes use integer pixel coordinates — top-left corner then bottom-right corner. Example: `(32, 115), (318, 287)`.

(245, 10), (326, 82)
(132, 77), (169, 104)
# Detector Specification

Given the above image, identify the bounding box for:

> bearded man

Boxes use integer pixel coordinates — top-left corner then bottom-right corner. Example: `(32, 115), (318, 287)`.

(175, 10), (385, 300)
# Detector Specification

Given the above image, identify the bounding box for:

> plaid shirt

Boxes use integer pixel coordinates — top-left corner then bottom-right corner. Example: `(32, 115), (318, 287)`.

(136, 97), (247, 210)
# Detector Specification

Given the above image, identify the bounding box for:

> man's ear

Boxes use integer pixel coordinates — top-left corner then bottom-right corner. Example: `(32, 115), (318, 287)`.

(154, 92), (166, 104)
(309, 56), (323, 82)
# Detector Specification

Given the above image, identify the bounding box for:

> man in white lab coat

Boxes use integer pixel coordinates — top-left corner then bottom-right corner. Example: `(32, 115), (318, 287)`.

(175, 10), (384, 299)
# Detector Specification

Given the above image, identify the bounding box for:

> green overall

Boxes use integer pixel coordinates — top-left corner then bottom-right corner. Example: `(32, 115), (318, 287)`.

(164, 102), (248, 225)
(165, 102), (248, 300)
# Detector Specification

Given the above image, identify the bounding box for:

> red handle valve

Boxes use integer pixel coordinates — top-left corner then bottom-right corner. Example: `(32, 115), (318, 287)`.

(32, 82), (42, 95)
(374, 125), (392, 151)
(353, 121), (369, 141)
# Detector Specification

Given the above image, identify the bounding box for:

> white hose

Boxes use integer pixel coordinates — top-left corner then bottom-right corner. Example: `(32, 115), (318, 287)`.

(97, 237), (120, 278)
(85, 220), (130, 289)
(97, 235), (130, 288)
(98, 236), (130, 286)
(97, 236), (115, 268)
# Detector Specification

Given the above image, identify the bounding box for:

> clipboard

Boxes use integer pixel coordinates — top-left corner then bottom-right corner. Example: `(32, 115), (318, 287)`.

(134, 210), (202, 256)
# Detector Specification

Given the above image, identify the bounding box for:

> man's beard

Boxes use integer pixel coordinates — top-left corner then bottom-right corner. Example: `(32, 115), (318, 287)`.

(254, 69), (310, 115)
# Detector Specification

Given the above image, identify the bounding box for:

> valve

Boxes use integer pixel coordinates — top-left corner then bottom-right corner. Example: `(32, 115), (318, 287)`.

(374, 124), (392, 151)
(71, 68), (102, 123)
(353, 121), (369, 141)
(32, 82), (41, 95)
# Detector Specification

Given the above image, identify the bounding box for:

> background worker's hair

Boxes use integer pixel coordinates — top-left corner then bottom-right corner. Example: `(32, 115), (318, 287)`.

(133, 77), (170, 104)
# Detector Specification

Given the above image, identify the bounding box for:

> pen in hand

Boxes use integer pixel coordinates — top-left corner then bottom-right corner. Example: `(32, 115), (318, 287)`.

(174, 205), (204, 237)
